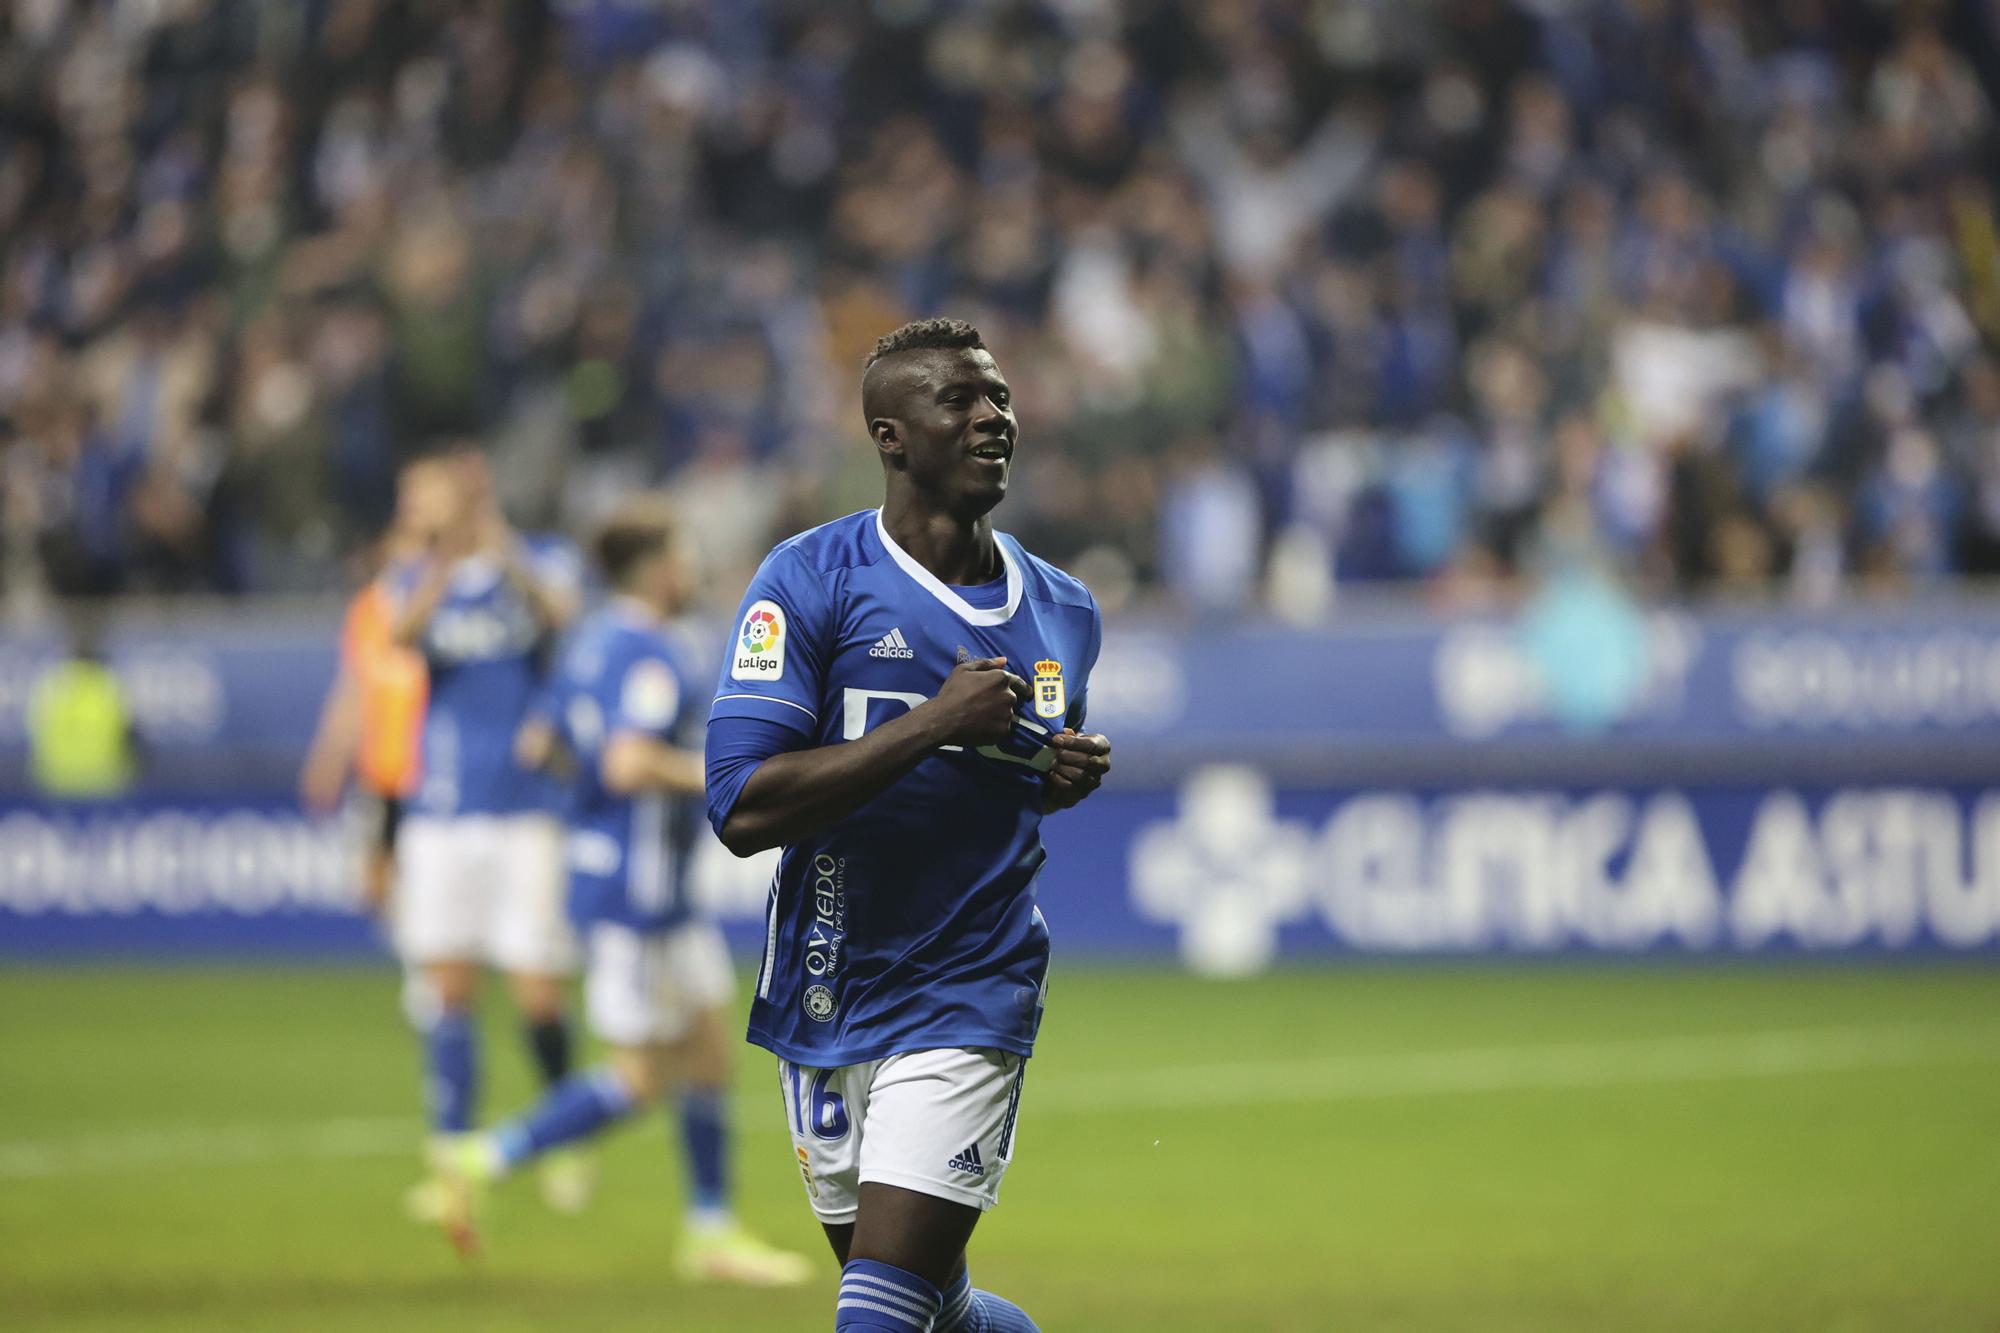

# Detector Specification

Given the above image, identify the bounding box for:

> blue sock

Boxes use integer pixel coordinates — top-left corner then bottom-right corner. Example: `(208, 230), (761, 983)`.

(424, 1010), (478, 1134)
(679, 1086), (730, 1219)
(492, 1068), (636, 1169)
(940, 1269), (978, 1331)
(938, 1266), (1040, 1333)
(524, 1016), (572, 1087)
(836, 1259), (940, 1331)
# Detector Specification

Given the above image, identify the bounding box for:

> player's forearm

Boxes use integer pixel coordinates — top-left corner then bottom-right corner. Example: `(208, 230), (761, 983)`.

(299, 671), (360, 810)
(390, 566), (451, 647)
(499, 547), (575, 632)
(717, 704), (953, 855)
(602, 735), (705, 798)
(307, 674), (362, 768)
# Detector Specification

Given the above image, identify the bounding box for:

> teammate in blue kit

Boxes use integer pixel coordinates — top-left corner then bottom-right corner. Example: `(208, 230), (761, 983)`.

(385, 447), (589, 1230)
(705, 320), (1112, 1332)
(436, 498), (809, 1285)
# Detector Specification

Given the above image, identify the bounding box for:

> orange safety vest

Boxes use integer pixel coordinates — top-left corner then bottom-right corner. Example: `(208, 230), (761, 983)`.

(342, 583), (427, 798)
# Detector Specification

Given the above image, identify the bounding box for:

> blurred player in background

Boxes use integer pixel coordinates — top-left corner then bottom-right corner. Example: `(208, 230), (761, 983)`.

(705, 320), (1112, 1332)
(385, 445), (589, 1224)
(298, 471), (430, 917)
(438, 497), (810, 1283)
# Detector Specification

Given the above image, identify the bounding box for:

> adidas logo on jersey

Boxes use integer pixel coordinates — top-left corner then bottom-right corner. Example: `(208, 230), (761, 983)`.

(946, 1142), (985, 1176)
(869, 627), (916, 660)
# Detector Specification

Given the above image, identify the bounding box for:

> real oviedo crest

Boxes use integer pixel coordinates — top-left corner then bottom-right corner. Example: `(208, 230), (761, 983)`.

(1032, 658), (1066, 719)
(732, 599), (786, 681)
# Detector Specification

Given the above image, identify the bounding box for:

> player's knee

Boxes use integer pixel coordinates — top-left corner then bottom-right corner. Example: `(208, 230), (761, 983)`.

(608, 1046), (669, 1105)
(677, 1008), (732, 1086)
(424, 962), (479, 1013)
(508, 971), (566, 1023)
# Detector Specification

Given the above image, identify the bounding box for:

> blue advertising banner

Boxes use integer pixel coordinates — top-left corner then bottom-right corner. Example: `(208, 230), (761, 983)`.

(6, 778), (1998, 964)
(10, 599), (2000, 792)
(1040, 774), (2000, 971)
(7, 596), (2000, 962)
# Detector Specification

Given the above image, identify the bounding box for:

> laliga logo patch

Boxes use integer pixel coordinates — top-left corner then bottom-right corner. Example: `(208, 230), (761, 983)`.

(1032, 658), (1066, 719)
(804, 984), (837, 1022)
(732, 600), (786, 681)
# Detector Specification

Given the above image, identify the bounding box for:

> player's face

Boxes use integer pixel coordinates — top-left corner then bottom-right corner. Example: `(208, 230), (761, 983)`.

(453, 448), (496, 515)
(899, 349), (1017, 515)
(394, 462), (459, 553)
(643, 534), (697, 614)
(664, 533), (700, 611)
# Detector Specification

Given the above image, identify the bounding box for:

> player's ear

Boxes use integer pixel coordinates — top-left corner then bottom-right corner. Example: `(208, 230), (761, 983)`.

(870, 417), (905, 466)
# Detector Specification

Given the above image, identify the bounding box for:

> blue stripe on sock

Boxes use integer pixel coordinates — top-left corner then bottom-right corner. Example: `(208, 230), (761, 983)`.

(843, 1275), (933, 1316)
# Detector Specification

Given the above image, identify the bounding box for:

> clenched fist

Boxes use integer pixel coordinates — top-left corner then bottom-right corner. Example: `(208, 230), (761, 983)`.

(925, 656), (1030, 748)
(1041, 728), (1111, 812)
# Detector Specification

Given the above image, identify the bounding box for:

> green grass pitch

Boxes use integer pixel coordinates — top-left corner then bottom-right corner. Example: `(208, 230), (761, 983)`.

(2, 962), (1997, 1331)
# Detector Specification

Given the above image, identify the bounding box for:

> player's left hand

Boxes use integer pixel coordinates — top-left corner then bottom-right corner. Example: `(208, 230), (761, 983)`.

(1041, 728), (1110, 813)
(513, 716), (557, 771)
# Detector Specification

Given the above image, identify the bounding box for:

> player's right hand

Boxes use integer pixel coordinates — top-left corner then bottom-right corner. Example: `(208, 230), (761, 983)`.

(927, 657), (1029, 748)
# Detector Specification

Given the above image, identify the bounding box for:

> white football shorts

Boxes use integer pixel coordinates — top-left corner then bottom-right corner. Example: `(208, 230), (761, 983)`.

(394, 813), (577, 975)
(584, 920), (735, 1046)
(778, 1047), (1027, 1223)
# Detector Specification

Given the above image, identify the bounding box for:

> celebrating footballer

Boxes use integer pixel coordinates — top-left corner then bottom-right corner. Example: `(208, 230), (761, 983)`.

(705, 318), (1112, 1333)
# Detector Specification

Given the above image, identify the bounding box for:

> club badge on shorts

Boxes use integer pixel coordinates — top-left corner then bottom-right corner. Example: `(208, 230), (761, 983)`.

(795, 1145), (819, 1200)
(1032, 659), (1066, 719)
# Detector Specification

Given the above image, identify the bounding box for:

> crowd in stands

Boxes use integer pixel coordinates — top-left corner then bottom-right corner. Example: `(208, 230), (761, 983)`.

(5, 0), (2000, 619)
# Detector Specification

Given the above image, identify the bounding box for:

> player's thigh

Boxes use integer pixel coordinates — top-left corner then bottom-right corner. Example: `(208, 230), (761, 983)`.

(856, 1048), (1027, 1218)
(585, 920), (735, 1057)
(778, 1057), (872, 1228)
(820, 1220), (855, 1266)
(489, 814), (577, 976)
(584, 923), (673, 1048)
(816, 1221), (966, 1275)
(667, 1003), (731, 1088)
(392, 816), (485, 965)
(605, 1041), (671, 1105)
(660, 923), (735, 1070)
(847, 1181), (982, 1289)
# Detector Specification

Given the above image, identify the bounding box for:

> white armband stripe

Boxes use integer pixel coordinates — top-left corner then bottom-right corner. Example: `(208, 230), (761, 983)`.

(712, 693), (818, 721)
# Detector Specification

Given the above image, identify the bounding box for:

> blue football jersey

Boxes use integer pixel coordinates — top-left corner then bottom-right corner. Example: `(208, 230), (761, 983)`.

(710, 509), (1101, 1067)
(393, 536), (581, 818)
(553, 601), (705, 932)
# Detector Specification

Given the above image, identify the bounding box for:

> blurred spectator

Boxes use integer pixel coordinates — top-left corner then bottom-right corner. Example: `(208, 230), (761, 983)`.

(27, 612), (141, 799)
(5, 0), (2000, 618)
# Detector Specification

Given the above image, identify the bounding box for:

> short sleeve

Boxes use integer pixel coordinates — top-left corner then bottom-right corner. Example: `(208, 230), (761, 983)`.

(709, 545), (832, 739)
(380, 559), (422, 612)
(376, 562), (438, 663)
(527, 538), (584, 599)
(610, 648), (682, 738)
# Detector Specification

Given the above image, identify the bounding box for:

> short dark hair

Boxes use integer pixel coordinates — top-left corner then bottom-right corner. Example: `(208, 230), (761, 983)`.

(864, 318), (985, 370)
(592, 498), (676, 589)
